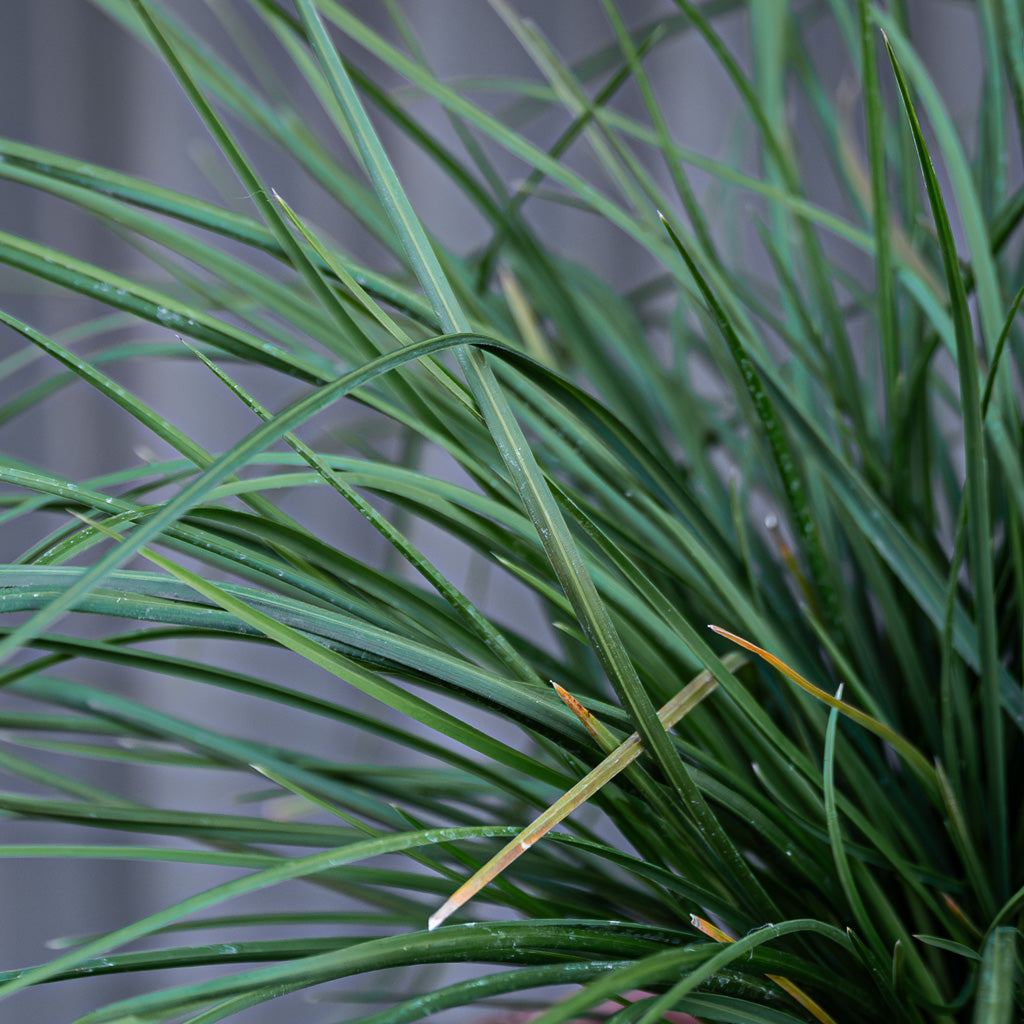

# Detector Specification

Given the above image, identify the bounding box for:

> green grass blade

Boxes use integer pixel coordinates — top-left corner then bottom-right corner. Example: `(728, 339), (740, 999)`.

(885, 35), (1006, 897)
(0, 332), (498, 666)
(972, 928), (1018, 1024)
(658, 213), (838, 629)
(858, 0), (899, 459)
(823, 692), (884, 954)
(875, 12), (1006, 368)
(188, 343), (542, 686)
(290, 1), (753, 879)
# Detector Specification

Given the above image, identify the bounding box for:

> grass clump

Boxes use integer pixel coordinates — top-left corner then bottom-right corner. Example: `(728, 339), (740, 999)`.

(0, 2), (1021, 1022)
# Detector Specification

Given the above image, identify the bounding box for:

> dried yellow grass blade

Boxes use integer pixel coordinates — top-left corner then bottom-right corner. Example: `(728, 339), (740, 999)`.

(428, 664), (725, 930)
(689, 913), (734, 943)
(708, 625), (936, 790)
(551, 681), (602, 742)
(765, 973), (838, 1024)
(692, 913), (837, 1023)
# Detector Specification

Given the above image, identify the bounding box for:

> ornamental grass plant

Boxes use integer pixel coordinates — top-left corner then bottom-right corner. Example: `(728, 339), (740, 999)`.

(0, 2), (1021, 1022)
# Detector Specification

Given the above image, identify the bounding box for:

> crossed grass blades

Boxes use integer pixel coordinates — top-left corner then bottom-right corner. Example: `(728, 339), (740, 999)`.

(0, 2), (1021, 1023)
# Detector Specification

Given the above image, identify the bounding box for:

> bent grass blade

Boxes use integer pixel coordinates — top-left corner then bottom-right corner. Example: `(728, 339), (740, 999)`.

(690, 914), (838, 1024)
(708, 625), (937, 794)
(428, 664), (723, 931)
